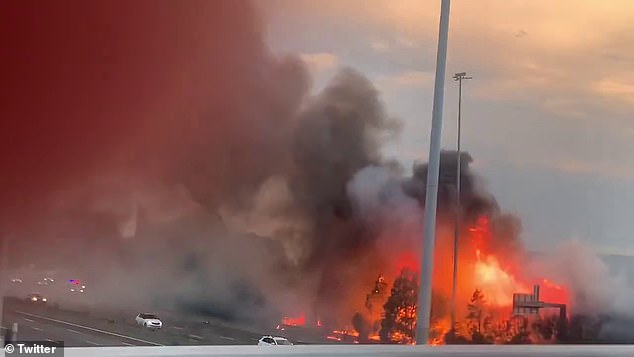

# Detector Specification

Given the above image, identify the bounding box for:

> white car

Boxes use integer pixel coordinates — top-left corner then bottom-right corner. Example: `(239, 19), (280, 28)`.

(69, 285), (86, 293)
(25, 293), (47, 304)
(258, 336), (293, 346)
(135, 313), (162, 329)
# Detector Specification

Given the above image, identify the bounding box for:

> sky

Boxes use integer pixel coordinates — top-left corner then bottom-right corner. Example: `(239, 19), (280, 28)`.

(259, 0), (634, 254)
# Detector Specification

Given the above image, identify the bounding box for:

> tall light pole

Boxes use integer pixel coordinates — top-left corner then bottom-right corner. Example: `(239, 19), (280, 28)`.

(449, 72), (472, 334)
(415, 0), (452, 345)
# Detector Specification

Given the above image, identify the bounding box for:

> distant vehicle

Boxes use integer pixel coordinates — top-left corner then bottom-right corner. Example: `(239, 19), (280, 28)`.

(69, 285), (86, 293)
(135, 313), (162, 329)
(25, 293), (47, 304)
(258, 336), (293, 346)
(68, 279), (85, 293)
(35, 277), (55, 286)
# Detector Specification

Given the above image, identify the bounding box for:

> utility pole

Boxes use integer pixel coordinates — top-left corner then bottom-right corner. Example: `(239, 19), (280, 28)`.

(449, 72), (472, 333)
(415, 0), (452, 345)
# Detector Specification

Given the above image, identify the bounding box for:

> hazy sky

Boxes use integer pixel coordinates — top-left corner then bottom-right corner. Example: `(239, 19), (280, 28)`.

(260, 0), (634, 254)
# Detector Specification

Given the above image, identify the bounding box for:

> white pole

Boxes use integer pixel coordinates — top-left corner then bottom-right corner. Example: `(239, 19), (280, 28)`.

(450, 76), (463, 333)
(449, 73), (471, 334)
(415, 0), (452, 345)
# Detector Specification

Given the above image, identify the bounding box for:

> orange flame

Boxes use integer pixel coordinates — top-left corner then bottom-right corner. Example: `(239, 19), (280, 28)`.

(281, 313), (305, 326)
(279, 214), (570, 345)
(474, 250), (528, 306)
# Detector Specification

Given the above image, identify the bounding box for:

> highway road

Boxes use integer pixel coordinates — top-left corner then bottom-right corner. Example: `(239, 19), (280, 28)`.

(4, 298), (634, 356)
(1, 298), (268, 347)
(2, 307), (162, 347)
(5, 310), (151, 347)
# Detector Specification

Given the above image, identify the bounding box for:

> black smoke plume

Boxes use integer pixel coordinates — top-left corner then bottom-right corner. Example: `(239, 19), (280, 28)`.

(4, 1), (630, 340)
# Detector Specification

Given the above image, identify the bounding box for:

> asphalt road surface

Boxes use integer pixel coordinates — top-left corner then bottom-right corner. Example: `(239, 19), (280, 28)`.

(4, 299), (634, 356)
(3, 308), (161, 347)
(4, 312), (154, 347)
(1, 298), (267, 347)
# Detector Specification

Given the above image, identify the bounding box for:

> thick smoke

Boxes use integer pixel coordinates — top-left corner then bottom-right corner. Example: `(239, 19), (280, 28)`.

(0, 0), (309, 322)
(0, 0), (400, 326)
(0, 0), (528, 324)
(344, 151), (526, 323)
(3, 0), (633, 339)
(403, 151), (524, 257)
(2, 0), (509, 327)
(529, 241), (634, 341)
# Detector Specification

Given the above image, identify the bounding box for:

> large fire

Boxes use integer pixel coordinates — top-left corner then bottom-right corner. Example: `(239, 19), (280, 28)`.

(278, 214), (570, 344)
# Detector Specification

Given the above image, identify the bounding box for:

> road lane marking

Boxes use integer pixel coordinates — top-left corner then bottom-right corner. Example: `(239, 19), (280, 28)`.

(121, 342), (135, 346)
(23, 318), (34, 322)
(31, 326), (43, 331)
(46, 339), (55, 343)
(15, 311), (163, 346)
(67, 328), (83, 334)
(85, 340), (101, 345)
(220, 336), (236, 341)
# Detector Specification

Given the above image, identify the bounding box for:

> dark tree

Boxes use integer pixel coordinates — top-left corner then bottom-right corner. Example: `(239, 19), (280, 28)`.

(365, 274), (389, 311)
(532, 314), (560, 341)
(508, 329), (532, 344)
(466, 289), (493, 344)
(429, 293), (450, 343)
(444, 325), (471, 344)
(380, 268), (418, 344)
(352, 312), (371, 343)
(502, 316), (531, 344)
(567, 314), (601, 343)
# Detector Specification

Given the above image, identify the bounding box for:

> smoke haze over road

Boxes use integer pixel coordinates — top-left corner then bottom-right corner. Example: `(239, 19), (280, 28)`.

(2, 0), (634, 341)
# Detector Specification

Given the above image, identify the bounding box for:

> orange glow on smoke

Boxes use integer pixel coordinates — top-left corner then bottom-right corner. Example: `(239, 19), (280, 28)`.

(396, 251), (418, 273)
(469, 216), (490, 251)
(538, 278), (570, 311)
(543, 278), (562, 291)
(281, 313), (305, 326)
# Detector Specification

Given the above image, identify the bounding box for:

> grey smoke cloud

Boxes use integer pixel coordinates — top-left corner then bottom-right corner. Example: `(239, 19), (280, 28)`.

(5, 1), (634, 340)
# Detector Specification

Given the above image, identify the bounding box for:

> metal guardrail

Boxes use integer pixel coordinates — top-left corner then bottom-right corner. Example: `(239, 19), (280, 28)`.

(57, 345), (634, 357)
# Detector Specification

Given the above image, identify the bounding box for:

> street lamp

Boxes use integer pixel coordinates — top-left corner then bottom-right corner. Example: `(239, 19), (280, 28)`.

(449, 72), (472, 334)
(416, 0), (452, 345)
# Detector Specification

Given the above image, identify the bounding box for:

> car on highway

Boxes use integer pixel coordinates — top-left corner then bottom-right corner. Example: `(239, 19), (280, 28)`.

(258, 336), (293, 346)
(68, 279), (86, 293)
(69, 285), (86, 293)
(135, 313), (163, 329)
(25, 293), (47, 304)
